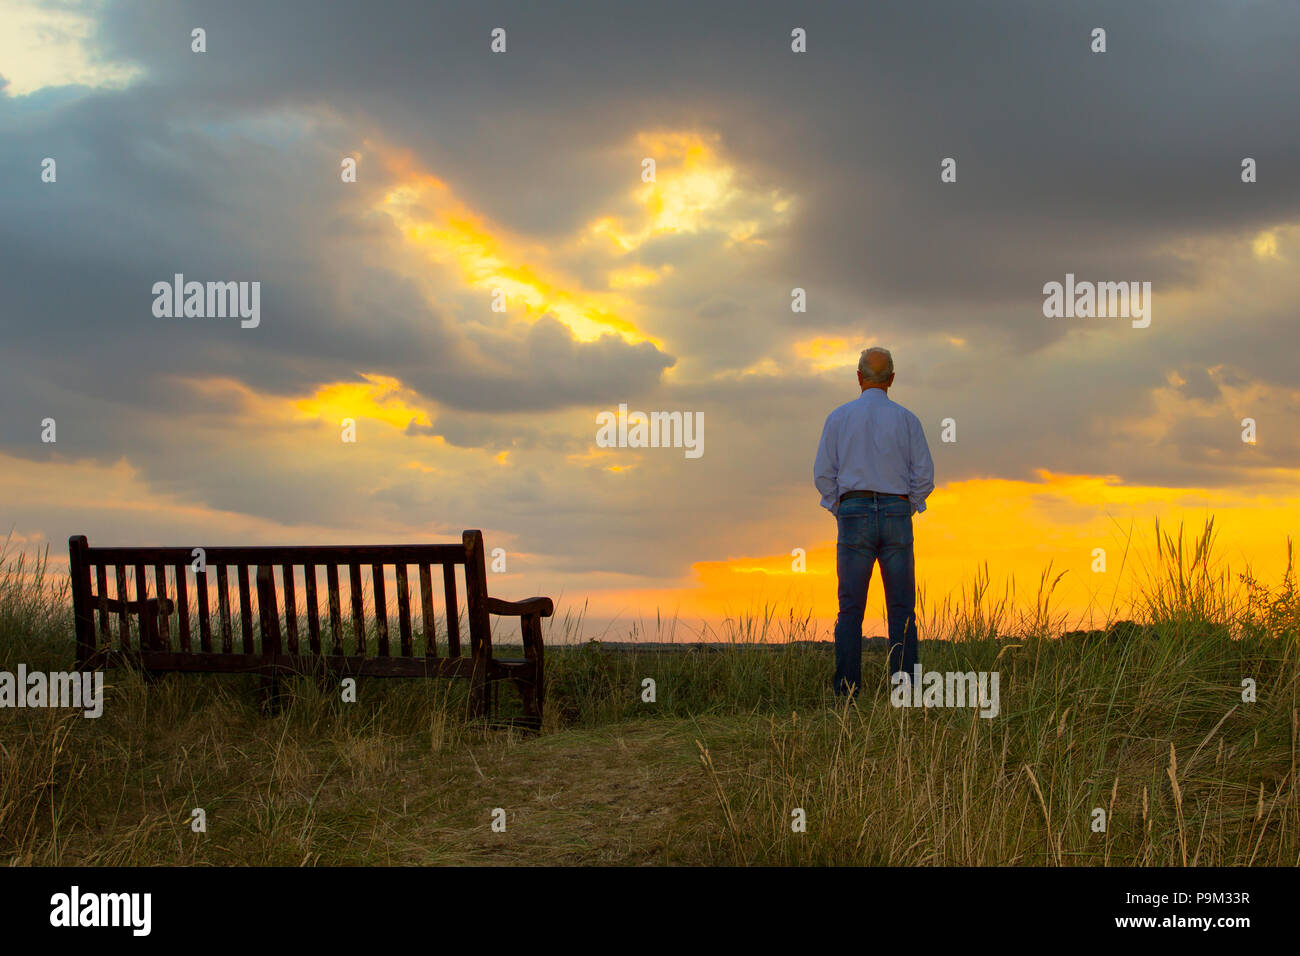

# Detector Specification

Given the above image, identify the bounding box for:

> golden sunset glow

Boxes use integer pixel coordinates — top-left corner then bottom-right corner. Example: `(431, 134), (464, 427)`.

(1252, 229), (1280, 260)
(642, 471), (1300, 633)
(607, 263), (672, 289)
(375, 151), (656, 346)
(587, 130), (793, 253)
(794, 337), (870, 373)
(293, 374), (434, 432)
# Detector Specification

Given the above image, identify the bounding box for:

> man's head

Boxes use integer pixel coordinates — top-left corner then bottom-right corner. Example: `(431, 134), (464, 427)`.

(857, 347), (895, 392)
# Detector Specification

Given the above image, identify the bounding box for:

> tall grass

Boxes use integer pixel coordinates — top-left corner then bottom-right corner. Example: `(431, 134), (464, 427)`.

(0, 519), (1296, 865)
(693, 520), (1299, 864)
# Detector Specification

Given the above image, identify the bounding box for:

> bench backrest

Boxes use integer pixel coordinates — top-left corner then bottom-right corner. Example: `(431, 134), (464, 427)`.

(68, 531), (493, 668)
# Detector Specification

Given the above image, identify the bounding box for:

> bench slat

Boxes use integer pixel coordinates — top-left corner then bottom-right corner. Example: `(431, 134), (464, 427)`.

(134, 562), (149, 647)
(99, 649), (485, 679)
(196, 567), (212, 652)
(237, 564), (254, 653)
(83, 595), (173, 615)
(304, 563), (321, 654)
(174, 562), (191, 651)
(282, 563), (298, 654)
(154, 564), (169, 650)
(372, 564), (389, 656)
(419, 564), (436, 656)
(115, 565), (131, 650)
(216, 565), (233, 654)
(349, 564), (365, 656)
(443, 564), (460, 657)
(95, 564), (110, 647)
(257, 566), (282, 656)
(396, 564), (413, 657)
(326, 564), (343, 655)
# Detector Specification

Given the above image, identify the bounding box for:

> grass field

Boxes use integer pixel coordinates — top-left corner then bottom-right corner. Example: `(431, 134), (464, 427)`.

(1, 519), (1297, 866)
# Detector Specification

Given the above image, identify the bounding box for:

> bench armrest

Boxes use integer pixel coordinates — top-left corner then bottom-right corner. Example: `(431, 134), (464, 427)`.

(487, 596), (554, 618)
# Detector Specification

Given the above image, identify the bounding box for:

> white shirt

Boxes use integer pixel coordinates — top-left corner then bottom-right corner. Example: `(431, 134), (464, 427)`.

(814, 388), (935, 516)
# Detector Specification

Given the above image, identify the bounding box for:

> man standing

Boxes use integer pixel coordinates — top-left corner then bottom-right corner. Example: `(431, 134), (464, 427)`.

(814, 347), (934, 698)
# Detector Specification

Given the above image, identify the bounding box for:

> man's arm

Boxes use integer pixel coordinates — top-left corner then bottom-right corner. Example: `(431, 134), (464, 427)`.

(907, 413), (935, 515)
(813, 413), (840, 515)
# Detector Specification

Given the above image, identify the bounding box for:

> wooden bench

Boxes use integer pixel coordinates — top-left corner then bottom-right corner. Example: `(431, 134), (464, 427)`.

(68, 531), (551, 729)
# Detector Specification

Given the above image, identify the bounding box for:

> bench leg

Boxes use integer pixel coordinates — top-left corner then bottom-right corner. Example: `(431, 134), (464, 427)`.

(259, 672), (283, 714)
(523, 614), (544, 731)
(510, 673), (542, 732)
(469, 660), (490, 721)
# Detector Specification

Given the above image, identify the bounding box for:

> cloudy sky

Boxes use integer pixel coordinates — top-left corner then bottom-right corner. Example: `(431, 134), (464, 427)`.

(2, 0), (1298, 640)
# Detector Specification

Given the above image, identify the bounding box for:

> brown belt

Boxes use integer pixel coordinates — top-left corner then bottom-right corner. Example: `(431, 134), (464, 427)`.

(840, 490), (908, 503)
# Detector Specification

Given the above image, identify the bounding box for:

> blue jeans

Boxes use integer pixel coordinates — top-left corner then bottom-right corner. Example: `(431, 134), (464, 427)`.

(833, 495), (919, 696)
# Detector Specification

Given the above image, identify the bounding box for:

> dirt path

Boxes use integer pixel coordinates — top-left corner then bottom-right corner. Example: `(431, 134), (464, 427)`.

(400, 718), (744, 865)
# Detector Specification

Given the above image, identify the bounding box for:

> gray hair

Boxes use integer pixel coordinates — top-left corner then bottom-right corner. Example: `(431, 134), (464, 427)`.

(858, 347), (894, 384)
